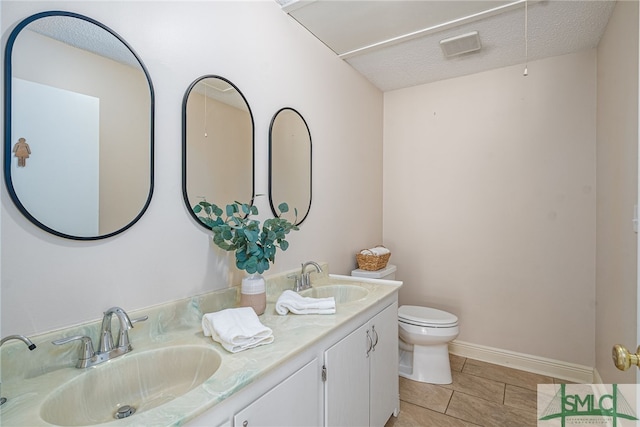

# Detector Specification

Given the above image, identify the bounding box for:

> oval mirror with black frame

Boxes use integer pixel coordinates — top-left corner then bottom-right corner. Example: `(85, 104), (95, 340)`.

(4, 11), (154, 240)
(269, 107), (312, 226)
(182, 75), (254, 229)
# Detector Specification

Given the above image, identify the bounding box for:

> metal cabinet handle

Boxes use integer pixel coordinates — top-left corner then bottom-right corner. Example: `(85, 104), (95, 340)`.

(366, 330), (373, 358)
(371, 325), (379, 351)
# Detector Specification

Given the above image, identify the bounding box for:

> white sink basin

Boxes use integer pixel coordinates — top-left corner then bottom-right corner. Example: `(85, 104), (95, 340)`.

(300, 284), (369, 303)
(40, 345), (221, 426)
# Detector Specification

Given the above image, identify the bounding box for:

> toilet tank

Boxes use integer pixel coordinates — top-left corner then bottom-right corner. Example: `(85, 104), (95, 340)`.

(351, 264), (397, 280)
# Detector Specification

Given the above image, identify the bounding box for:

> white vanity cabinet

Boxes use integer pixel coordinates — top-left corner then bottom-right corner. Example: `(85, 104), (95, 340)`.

(233, 358), (321, 427)
(324, 302), (399, 427)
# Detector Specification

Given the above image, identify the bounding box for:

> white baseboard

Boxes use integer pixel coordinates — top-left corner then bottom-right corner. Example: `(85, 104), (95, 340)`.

(449, 340), (594, 384)
(592, 368), (604, 384)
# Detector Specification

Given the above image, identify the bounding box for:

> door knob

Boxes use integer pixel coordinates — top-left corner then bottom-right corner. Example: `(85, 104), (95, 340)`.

(612, 344), (640, 371)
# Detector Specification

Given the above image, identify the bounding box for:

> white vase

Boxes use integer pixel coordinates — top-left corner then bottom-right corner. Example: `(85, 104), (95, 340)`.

(240, 273), (266, 315)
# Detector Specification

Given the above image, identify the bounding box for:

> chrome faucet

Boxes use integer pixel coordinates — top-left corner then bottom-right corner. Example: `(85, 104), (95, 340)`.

(53, 307), (147, 368)
(300, 261), (322, 290)
(0, 335), (36, 405)
(98, 306), (134, 353)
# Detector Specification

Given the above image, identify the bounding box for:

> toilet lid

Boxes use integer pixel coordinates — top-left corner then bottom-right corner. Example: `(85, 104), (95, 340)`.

(398, 305), (458, 327)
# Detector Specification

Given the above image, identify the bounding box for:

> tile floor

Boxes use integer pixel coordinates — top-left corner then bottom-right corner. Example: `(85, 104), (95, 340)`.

(385, 354), (571, 427)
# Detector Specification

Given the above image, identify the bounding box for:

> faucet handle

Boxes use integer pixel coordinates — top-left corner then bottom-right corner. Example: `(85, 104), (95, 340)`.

(52, 335), (95, 367)
(131, 315), (148, 325)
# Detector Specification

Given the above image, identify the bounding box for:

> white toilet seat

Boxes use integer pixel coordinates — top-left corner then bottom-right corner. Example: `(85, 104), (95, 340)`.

(398, 305), (458, 328)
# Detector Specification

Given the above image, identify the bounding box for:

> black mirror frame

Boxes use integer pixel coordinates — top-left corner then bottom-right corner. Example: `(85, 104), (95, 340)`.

(268, 107), (312, 226)
(3, 10), (155, 240)
(181, 75), (255, 230)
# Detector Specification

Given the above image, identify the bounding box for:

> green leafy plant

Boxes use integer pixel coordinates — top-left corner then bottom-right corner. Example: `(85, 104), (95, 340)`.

(193, 200), (299, 274)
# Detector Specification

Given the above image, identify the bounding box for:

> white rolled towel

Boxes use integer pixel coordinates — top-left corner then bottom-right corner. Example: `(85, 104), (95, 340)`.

(361, 246), (390, 256)
(276, 290), (336, 315)
(202, 307), (274, 353)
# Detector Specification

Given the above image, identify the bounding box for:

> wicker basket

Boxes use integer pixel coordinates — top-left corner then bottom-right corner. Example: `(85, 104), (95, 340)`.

(356, 246), (391, 271)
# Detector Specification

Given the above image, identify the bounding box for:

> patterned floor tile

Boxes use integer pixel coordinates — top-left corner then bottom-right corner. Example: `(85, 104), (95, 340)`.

(399, 376), (453, 413)
(462, 358), (554, 390)
(504, 384), (537, 412)
(441, 370), (505, 403)
(450, 353), (466, 372)
(446, 391), (537, 427)
(389, 356), (564, 427)
(385, 400), (481, 427)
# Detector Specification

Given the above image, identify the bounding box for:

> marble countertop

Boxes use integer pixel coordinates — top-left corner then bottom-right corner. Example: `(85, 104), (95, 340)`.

(0, 267), (401, 426)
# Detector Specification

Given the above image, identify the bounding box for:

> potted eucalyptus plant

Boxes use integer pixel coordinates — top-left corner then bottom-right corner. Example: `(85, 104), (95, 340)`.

(193, 199), (298, 314)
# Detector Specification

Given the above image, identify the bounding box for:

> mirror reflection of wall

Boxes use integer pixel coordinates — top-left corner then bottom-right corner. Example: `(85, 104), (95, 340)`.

(5, 12), (154, 240)
(182, 76), (254, 229)
(269, 108), (312, 226)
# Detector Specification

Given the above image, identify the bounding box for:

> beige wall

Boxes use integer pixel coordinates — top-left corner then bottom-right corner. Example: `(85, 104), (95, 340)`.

(595, 0), (639, 384)
(1, 1), (383, 335)
(384, 51), (597, 366)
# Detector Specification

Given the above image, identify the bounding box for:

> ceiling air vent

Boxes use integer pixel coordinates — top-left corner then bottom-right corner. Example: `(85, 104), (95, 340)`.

(440, 31), (481, 58)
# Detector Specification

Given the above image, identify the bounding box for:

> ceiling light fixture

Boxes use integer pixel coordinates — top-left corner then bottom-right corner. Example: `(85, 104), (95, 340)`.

(440, 31), (481, 58)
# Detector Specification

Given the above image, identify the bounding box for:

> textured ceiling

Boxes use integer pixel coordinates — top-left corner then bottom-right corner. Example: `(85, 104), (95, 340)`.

(26, 15), (141, 69)
(277, 0), (617, 92)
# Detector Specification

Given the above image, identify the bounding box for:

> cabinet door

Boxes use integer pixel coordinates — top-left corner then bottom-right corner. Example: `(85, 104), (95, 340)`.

(234, 358), (320, 427)
(324, 322), (370, 427)
(369, 302), (399, 426)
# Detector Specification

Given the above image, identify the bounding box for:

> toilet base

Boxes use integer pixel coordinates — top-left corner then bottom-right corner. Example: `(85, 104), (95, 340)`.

(398, 342), (453, 384)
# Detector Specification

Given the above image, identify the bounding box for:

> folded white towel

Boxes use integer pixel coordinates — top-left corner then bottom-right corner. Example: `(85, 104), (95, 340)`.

(202, 307), (274, 353)
(275, 290), (336, 315)
(361, 246), (390, 256)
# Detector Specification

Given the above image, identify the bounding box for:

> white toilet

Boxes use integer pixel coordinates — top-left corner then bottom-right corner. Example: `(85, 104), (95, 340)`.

(351, 264), (459, 385)
(398, 305), (459, 384)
